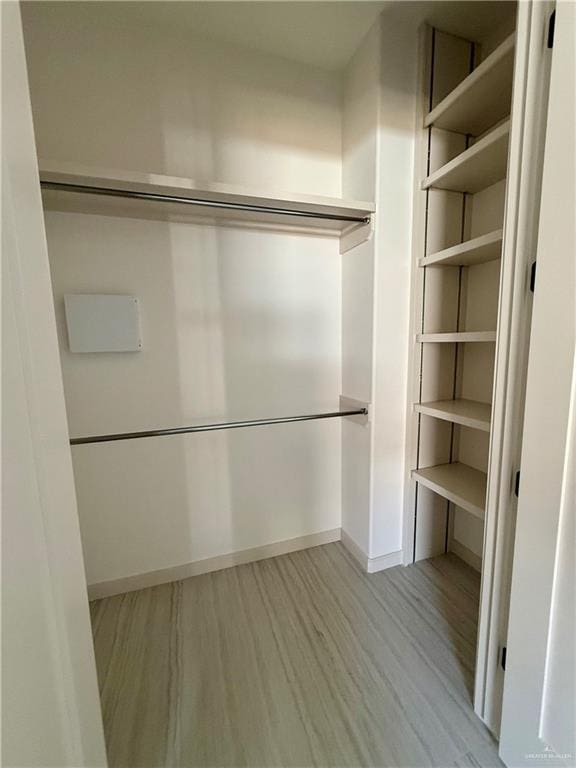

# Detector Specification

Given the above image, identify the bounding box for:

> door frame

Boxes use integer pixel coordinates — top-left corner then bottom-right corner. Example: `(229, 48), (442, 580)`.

(474, 0), (554, 733)
(499, 0), (575, 763)
(2, 2), (107, 764)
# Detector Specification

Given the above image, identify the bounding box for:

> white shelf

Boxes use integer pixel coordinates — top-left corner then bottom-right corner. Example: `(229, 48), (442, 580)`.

(416, 331), (497, 343)
(425, 34), (515, 135)
(422, 120), (510, 194)
(412, 462), (486, 520)
(415, 399), (491, 432)
(39, 162), (375, 234)
(420, 229), (503, 267)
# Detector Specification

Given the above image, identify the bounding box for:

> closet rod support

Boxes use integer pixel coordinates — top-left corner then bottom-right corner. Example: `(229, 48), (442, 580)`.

(40, 181), (371, 224)
(70, 408), (369, 445)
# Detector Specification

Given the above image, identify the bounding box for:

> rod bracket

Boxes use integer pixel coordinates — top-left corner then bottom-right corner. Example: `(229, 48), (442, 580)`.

(339, 395), (370, 425)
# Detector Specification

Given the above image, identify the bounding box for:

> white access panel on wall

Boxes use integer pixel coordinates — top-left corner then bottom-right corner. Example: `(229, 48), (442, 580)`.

(64, 294), (142, 353)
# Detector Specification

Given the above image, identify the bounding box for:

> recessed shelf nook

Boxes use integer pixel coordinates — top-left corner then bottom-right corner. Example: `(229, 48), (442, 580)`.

(424, 34), (515, 135)
(422, 120), (510, 193)
(412, 463), (487, 520)
(415, 399), (491, 432)
(420, 229), (503, 267)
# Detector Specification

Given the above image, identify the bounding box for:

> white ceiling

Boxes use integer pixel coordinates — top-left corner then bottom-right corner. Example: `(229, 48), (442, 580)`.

(34, 2), (516, 72)
(115, 2), (388, 71)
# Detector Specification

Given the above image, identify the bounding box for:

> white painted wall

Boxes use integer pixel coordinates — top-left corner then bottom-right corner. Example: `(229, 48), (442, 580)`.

(341, 237), (374, 556)
(341, 24), (378, 558)
(21, 2), (342, 198)
(1, 3), (106, 763)
(341, 11), (418, 564)
(23, 3), (343, 586)
(24, 1), (420, 582)
(370, 9), (418, 559)
(342, 23), (380, 204)
(47, 213), (341, 585)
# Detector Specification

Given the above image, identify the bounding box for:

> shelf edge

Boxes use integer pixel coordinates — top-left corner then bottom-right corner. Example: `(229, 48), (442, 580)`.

(424, 33), (515, 129)
(39, 161), (376, 218)
(414, 400), (491, 432)
(416, 331), (497, 343)
(419, 229), (503, 267)
(412, 464), (486, 519)
(421, 120), (510, 192)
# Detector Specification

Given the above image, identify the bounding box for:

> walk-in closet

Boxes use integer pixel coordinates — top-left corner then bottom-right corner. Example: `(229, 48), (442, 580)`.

(11, 0), (559, 765)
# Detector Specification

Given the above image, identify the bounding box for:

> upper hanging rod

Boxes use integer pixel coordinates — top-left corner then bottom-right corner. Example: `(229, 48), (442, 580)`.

(41, 181), (371, 225)
(70, 408), (368, 445)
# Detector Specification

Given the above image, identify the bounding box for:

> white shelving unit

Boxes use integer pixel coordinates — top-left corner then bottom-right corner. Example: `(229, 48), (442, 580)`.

(408, 21), (516, 575)
(415, 399), (491, 432)
(424, 34), (515, 135)
(39, 163), (375, 235)
(419, 229), (503, 267)
(422, 120), (510, 193)
(416, 331), (497, 343)
(412, 463), (486, 520)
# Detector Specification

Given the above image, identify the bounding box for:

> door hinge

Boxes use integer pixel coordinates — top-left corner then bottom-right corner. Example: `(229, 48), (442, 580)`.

(501, 646), (507, 671)
(514, 470), (521, 497)
(547, 10), (556, 49)
(530, 261), (537, 293)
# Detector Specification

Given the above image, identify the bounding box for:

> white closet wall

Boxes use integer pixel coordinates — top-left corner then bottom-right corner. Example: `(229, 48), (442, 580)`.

(22, 4), (342, 195)
(22, 4), (345, 587)
(371, 10), (418, 559)
(45, 217), (342, 586)
(23, 2), (513, 590)
(341, 10), (418, 569)
(341, 22), (380, 562)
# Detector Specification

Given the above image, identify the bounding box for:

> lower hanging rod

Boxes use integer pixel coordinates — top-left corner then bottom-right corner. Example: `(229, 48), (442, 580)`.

(70, 408), (368, 445)
(40, 181), (371, 225)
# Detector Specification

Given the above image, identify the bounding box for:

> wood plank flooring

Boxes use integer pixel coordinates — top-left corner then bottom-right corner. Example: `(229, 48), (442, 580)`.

(90, 543), (503, 767)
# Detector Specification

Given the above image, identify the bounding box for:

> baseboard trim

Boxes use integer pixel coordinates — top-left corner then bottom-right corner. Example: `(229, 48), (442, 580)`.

(449, 538), (482, 572)
(366, 549), (403, 573)
(340, 529), (368, 568)
(340, 529), (403, 574)
(88, 527), (342, 600)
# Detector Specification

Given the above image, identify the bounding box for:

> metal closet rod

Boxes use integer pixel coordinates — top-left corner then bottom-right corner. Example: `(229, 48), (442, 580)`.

(40, 181), (371, 224)
(70, 408), (368, 445)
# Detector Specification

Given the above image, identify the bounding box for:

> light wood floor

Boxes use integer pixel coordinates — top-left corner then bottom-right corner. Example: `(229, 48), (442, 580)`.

(90, 543), (503, 768)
